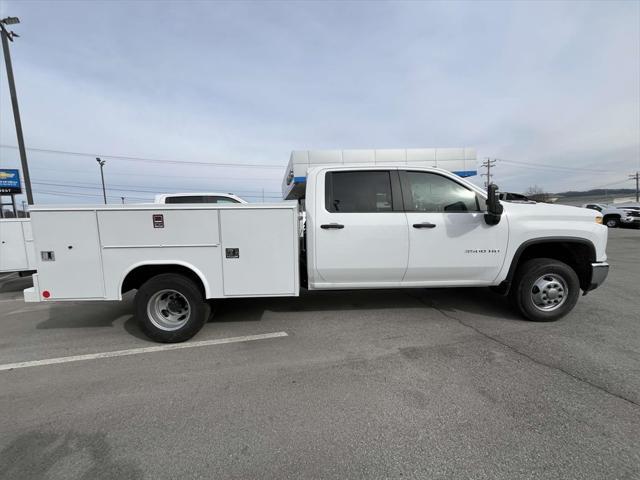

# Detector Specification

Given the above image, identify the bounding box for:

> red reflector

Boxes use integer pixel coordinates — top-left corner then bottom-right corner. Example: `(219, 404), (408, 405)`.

(42, 290), (51, 299)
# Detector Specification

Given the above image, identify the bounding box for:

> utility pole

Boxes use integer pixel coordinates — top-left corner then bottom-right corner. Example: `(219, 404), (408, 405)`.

(96, 157), (107, 204)
(1, 16), (33, 205)
(630, 172), (639, 202)
(481, 158), (497, 188)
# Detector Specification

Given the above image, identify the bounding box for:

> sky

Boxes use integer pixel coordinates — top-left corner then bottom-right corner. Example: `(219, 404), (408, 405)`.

(0, 0), (639, 206)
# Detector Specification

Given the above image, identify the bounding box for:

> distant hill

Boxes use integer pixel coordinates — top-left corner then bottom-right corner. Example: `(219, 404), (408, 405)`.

(555, 188), (635, 198)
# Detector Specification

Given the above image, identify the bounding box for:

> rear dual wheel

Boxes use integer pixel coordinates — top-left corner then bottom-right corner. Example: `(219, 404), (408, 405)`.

(135, 273), (209, 343)
(509, 258), (580, 322)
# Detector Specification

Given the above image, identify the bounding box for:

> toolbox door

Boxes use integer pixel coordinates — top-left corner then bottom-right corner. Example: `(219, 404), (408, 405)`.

(31, 211), (105, 299)
(220, 208), (297, 296)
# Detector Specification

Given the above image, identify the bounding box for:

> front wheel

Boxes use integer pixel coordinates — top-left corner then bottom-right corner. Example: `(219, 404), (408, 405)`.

(509, 258), (580, 322)
(604, 216), (619, 228)
(135, 273), (209, 343)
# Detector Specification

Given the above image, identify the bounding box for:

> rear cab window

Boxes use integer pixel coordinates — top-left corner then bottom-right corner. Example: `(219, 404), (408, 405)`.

(325, 171), (398, 213)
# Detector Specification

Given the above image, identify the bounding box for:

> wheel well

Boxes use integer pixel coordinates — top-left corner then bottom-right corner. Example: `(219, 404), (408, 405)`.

(121, 264), (206, 296)
(602, 214), (620, 220)
(506, 240), (595, 292)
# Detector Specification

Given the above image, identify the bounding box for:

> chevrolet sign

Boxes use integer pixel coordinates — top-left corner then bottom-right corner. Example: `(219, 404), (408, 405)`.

(0, 169), (22, 194)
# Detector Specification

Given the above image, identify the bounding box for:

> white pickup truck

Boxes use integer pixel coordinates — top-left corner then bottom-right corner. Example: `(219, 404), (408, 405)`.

(582, 203), (640, 228)
(23, 148), (609, 343)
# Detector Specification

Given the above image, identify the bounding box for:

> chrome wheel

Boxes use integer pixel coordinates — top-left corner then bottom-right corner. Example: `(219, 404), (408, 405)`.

(147, 289), (191, 331)
(530, 274), (568, 312)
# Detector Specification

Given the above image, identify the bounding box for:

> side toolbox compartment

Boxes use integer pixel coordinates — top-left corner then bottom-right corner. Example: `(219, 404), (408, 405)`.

(30, 210), (105, 300)
(220, 206), (298, 296)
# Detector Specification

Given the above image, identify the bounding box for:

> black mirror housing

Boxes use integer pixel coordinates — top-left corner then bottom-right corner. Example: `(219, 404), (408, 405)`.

(484, 184), (503, 225)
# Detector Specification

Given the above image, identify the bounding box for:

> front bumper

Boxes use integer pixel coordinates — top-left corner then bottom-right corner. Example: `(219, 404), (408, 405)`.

(620, 216), (640, 226)
(584, 262), (609, 293)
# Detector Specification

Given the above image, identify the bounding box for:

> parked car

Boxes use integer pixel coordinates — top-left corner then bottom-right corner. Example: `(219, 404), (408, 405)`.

(154, 192), (246, 204)
(582, 203), (640, 228)
(498, 192), (534, 203)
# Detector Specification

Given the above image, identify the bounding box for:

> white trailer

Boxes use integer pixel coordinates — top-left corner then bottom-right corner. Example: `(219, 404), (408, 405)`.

(0, 218), (36, 274)
(24, 148), (610, 343)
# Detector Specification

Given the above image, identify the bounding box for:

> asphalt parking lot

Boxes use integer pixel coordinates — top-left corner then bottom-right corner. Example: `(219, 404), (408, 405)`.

(0, 229), (638, 480)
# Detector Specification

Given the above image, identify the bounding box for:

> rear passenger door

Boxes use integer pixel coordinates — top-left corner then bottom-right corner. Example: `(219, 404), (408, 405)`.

(313, 169), (409, 286)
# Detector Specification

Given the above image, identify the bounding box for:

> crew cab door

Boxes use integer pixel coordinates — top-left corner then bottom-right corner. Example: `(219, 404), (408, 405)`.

(399, 170), (508, 285)
(312, 169), (408, 286)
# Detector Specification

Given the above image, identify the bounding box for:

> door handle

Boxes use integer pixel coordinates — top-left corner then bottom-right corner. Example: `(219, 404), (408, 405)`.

(413, 222), (436, 229)
(321, 223), (344, 229)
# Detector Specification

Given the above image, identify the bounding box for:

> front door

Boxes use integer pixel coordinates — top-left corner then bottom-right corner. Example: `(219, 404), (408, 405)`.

(313, 169), (409, 286)
(399, 170), (508, 285)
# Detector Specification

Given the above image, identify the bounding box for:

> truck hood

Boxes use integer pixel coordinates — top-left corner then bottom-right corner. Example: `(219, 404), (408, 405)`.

(502, 201), (599, 222)
(500, 201), (608, 263)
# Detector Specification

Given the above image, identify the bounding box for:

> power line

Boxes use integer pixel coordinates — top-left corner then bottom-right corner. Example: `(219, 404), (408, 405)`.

(29, 180), (281, 196)
(590, 178), (631, 190)
(0, 144), (284, 169)
(34, 189), (151, 201)
(29, 166), (280, 182)
(497, 158), (609, 174)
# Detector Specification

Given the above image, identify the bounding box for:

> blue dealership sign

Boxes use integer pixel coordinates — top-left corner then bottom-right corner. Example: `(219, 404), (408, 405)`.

(0, 169), (22, 194)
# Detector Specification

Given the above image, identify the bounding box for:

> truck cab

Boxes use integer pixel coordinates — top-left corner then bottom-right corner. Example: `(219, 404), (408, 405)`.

(306, 166), (508, 288)
(304, 166), (607, 294)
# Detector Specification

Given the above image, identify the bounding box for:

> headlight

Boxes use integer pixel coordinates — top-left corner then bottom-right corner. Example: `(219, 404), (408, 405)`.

(595, 217), (603, 224)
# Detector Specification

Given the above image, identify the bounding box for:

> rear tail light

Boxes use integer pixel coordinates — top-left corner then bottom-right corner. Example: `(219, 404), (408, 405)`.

(42, 290), (51, 299)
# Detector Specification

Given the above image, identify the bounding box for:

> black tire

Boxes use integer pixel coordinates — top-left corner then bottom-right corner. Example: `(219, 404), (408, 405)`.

(604, 216), (619, 228)
(509, 258), (580, 322)
(135, 273), (209, 343)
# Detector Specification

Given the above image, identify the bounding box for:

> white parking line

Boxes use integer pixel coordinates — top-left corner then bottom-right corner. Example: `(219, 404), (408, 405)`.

(0, 331), (289, 372)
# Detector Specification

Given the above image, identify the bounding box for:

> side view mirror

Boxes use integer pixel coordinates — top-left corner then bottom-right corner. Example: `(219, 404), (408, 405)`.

(484, 184), (503, 226)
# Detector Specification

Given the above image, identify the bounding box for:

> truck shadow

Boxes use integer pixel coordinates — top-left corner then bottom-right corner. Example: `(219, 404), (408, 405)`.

(212, 287), (521, 324)
(36, 299), (150, 342)
(34, 288), (520, 340)
(0, 274), (32, 294)
(0, 430), (143, 480)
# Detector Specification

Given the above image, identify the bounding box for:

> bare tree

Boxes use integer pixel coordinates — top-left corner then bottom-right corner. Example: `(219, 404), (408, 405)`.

(525, 185), (551, 203)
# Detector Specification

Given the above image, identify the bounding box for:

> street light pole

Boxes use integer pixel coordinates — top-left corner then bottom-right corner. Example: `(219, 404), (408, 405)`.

(96, 157), (107, 204)
(1, 16), (33, 205)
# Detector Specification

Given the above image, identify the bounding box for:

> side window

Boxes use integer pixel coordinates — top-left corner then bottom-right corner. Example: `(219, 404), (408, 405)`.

(325, 171), (393, 212)
(403, 171), (479, 212)
(206, 196), (239, 204)
(164, 196), (205, 204)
